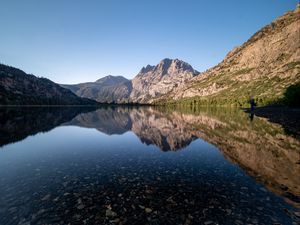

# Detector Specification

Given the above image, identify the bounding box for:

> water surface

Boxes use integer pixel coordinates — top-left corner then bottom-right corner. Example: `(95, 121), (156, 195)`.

(0, 106), (299, 225)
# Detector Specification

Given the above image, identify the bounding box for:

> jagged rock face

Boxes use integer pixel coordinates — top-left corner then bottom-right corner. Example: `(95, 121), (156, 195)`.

(62, 75), (132, 103)
(130, 58), (199, 103)
(162, 4), (300, 102)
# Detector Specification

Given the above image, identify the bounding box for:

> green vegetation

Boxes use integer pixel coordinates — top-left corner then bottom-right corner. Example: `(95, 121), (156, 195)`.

(282, 82), (300, 107)
(285, 61), (300, 70)
(233, 68), (254, 75)
(155, 95), (279, 108)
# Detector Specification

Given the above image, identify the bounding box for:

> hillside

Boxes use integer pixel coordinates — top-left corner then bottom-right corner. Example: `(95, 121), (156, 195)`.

(156, 4), (300, 106)
(61, 75), (132, 103)
(0, 64), (97, 105)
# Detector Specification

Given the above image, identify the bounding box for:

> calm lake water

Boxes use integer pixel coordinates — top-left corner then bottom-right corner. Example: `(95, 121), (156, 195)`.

(0, 106), (299, 225)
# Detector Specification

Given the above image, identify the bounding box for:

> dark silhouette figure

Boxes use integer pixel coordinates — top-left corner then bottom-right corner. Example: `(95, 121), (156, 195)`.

(249, 97), (256, 111)
(248, 97), (256, 122)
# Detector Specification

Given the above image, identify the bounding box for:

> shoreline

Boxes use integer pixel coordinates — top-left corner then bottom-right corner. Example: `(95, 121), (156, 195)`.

(243, 106), (300, 140)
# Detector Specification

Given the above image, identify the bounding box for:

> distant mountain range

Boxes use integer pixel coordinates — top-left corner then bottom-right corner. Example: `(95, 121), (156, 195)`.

(61, 75), (132, 103)
(61, 58), (199, 103)
(0, 4), (299, 105)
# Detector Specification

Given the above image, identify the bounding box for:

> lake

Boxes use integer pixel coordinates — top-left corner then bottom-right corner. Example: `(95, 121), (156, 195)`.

(0, 106), (299, 225)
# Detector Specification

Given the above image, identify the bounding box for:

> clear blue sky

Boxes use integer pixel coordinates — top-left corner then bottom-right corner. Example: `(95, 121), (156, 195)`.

(0, 0), (298, 84)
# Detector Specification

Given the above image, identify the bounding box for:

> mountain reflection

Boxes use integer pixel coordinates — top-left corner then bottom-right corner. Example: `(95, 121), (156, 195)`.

(0, 106), (299, 207)
(64, 107), (198, 151)
(0, 107), (96, 147)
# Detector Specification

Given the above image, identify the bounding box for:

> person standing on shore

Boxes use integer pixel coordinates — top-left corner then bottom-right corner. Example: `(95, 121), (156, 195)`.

(249, 97), (255, 111)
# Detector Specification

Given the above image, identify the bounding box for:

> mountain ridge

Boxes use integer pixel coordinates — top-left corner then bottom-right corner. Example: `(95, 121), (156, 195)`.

(0, 64), (97, 105)
(62, 58), (199, 103)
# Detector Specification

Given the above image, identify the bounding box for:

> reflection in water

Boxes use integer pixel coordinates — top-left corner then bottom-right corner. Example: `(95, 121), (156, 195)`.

(248, 112), (254, 121)
(0, 106), (96, 147)
(0, 106), (299, 224)
(68, 107), (300, 205)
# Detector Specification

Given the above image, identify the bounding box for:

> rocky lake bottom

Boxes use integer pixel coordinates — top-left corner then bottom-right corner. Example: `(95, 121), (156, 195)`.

(0, 106), (299, 225)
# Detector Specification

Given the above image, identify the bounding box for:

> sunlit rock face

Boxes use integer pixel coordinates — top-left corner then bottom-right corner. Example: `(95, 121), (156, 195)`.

(130, 58), (199, 103)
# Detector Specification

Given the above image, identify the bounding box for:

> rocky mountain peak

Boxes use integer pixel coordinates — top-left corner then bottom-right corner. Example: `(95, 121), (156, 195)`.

(155, 58), (172, 75)
(138, 58), (199, 77)
(130, 58), (200, 103)
(157, 58), (199, 75)
(139, 65), (155, 74)
(95, 75), (128, 86)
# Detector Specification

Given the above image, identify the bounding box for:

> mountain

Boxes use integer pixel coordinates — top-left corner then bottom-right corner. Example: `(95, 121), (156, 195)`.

(62, 59), (199, 104)
(61, 75), (132, 103)
(130, 58), (199, 103)
(156, 4), (300, 106)
(0, 64), (97, 105)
